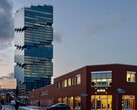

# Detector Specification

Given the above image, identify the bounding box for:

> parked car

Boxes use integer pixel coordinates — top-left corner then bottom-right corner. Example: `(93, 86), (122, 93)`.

(19, 101), (29, 106)
(47, 103), (71, 110)
(10, 100), (16, 106)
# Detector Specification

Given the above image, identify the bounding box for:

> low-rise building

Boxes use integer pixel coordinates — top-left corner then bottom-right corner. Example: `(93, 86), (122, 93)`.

(29, 64), (137, 110)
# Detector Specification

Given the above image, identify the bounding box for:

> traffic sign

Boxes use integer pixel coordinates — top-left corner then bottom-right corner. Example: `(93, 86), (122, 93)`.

(116, 88), (125, 94)
(81, 93), (88, 97)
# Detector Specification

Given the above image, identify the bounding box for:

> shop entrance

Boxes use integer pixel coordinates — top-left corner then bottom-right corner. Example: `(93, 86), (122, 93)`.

(96, 99), (107, 109)
(122, 95), (135, 110)
(91, 95), (112, 110)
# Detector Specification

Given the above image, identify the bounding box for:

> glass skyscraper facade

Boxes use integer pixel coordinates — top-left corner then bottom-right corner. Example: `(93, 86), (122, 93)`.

(14, 5), (53, 97)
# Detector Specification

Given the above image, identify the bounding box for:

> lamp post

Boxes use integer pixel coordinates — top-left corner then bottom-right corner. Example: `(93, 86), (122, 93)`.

(116, 92), (118, 110)
(38, 89), (40, 107)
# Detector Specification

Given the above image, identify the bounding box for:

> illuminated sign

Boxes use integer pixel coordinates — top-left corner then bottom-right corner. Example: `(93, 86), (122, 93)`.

(41, 91), (48, 96)
(97, 89), (106, 92)
(81, 93), (88, 97)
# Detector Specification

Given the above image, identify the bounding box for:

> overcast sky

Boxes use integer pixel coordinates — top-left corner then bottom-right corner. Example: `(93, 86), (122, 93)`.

(1, 0), (137, 88)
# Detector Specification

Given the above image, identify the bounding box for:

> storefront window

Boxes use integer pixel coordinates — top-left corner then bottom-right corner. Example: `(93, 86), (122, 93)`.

(127, 71), (136, 82)
(57, 98), (62, 103)
(68, 97), (73, 109)
(74, 96), (81, 109)
(91, 95), (112, 110)
(62, 97), (67, 104)
(91, 71), (112, 87)
(122, 95), (135, 110)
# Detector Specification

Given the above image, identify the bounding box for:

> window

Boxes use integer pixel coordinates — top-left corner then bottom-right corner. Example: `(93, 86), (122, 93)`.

(68, 78), (72, 86)
(76, 74), (81, 84)
(122, 95), (135, 109)
(72, 74), (81, 85)
(74, 96), (81, 109)
(58, 75), (81, 88)
(57, 98), (62, 103)
(91, 71), (112, 87)
(127, 71), (136, 82)
(57, 81), (61, 88)
(62, 97), (67, 104)
(91, 95), (112, 109)
(68, 97), (73, 109)
(72, 77), (76, 85)
(62, 79), (67, 87)
(64, 79), (67, 87)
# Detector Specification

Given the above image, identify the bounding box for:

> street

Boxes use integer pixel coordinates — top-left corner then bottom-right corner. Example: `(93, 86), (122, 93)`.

(2, 105), (22, 110)
(2, 105), (47, 110)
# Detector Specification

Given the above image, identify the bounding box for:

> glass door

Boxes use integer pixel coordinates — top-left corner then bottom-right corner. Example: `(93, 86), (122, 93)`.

(101, 99), (107, 109)
(96, 99), (102, 109)
(96, 99), (107, 110)
(91, 95), (112, 110)
(122, 95), (135, 110)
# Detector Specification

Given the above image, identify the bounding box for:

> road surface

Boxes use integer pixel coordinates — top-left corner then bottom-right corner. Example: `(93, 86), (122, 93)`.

(2, 105), (24, 110)
(2, 105), (47, 110)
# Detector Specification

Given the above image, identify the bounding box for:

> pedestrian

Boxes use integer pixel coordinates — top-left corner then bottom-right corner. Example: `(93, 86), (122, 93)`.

(0, 104), (2, 110)
(15, 100), (19, 110)
(0, 99), (2, 110)
(38, 101), (40, 107)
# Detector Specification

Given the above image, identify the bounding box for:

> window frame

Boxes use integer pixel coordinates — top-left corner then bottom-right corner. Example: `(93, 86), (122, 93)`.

(91, 71), (112, 87)
(127, 71), (136, 82)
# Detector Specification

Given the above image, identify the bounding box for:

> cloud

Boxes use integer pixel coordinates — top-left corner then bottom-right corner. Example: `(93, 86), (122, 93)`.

(53, 32), (62, 43)
(87, 14), (126, 36)
(0, 54), (8, 66)
(0, 72), (15, 89)
(0, 46), (13, 66)
(0, 72), (14, 80)
(0, 52), (10, 59)
(0, 58), (4, 62)
(0, 0), (14, 49)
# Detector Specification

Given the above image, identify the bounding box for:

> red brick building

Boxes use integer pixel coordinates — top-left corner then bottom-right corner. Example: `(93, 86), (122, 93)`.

(29, 64), (137, 110)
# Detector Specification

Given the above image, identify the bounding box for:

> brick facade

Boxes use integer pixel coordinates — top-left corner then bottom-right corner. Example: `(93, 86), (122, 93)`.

(29, 64), (137, 110)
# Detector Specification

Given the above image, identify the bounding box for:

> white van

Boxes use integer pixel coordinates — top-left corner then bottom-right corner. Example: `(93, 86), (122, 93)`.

(10, 100), (16, 106)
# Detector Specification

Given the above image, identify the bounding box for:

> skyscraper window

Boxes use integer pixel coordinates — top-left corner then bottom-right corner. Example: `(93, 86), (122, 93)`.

(14, 5), (53, 97)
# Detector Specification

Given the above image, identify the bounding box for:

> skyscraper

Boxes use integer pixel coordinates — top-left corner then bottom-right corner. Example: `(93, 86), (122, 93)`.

(14, 5), (53, 97)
